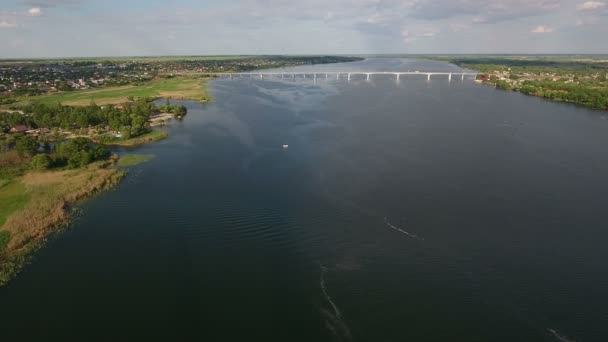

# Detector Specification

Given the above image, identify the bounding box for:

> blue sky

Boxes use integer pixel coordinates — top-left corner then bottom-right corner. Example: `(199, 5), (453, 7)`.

(1, 0), (607, 58)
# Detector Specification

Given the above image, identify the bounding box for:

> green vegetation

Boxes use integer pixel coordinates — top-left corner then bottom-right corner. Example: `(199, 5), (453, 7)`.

(100, 129), (168, 147)
(0, 180), (29, 227)
(117, 154), (155, 167)
(433, 56), (608, 110)
(0, 231), (9, 252)
(0, 158), (125, 286)
(31, 154), (52, 170)
(11, 77), (210, 107)
(1, 98), (184, 146)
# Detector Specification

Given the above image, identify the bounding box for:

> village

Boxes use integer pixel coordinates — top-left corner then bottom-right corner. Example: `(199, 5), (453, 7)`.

(0, 56), (360, 103)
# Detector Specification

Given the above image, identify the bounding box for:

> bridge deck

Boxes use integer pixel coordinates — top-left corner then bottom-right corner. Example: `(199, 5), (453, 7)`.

(202, 71), (477, 75)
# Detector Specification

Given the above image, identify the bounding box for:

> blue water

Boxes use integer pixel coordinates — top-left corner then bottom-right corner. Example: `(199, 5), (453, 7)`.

(1, 58), (608, 341)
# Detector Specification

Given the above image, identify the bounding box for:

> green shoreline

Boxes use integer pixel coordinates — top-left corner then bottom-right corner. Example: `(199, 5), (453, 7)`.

(97, 129), (168, 147)
(425, 56), (608, 111)
(0, 158), (126, 286)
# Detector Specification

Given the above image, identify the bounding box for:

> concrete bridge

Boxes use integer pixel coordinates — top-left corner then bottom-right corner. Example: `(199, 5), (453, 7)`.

(202, 71), (478, 81)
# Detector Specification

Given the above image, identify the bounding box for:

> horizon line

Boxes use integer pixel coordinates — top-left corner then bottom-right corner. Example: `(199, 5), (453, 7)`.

(2, 53), (608, 61)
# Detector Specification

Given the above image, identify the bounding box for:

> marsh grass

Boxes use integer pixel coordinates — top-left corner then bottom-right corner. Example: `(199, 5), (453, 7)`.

(100, 130), (168, 147)
(117, 154), (155, 167)
(0, 157), (125, 286)
(0, 231), (9, 251)
(0, 181), (29, 227)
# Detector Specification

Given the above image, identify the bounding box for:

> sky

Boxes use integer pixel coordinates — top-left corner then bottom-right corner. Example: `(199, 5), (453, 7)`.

(0, 0), (607, 58)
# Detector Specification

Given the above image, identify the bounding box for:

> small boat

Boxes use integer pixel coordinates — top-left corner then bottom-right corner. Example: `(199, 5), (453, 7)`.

(282, 144), (289, 149)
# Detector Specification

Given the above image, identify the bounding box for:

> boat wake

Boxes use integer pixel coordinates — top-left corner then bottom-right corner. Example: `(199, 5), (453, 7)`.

(320, 267), (352, 342)
(548, 328), (576, 342)
(384, 217), (424, 241)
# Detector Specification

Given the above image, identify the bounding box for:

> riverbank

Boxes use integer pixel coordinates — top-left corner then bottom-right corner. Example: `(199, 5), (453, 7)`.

(428, 56), (608, 110)
(0, 157), (125, 286)
(96, 129), (168, 147)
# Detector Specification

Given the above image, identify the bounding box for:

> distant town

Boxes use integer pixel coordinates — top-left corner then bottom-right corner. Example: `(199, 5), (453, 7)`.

(0, 56), (362, 104)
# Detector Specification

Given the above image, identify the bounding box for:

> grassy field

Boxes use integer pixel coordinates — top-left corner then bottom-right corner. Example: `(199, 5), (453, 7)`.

(0, 180), (29, 228)
(0, 158), (125, 286)
(99, 129), (168, 147)
(15, 77), (210, 106)
(117, 154), (155, 167)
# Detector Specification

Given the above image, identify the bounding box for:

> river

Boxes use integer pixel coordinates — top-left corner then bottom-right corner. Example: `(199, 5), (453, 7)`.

(2, 58), (608, 341)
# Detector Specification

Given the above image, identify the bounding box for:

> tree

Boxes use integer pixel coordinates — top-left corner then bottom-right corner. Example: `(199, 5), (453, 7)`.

(15, 135), (38, 157)
(31, 154), (52, 170)
(92, 146), (110, 161)
(120, 126), (132, 140)
(67, 151), (91, 169)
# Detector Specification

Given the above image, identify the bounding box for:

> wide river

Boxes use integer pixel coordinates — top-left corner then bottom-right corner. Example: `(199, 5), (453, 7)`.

(2, 58), (608, 341)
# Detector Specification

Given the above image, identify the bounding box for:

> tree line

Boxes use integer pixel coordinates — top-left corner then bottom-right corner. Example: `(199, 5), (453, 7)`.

(1, 99), (187, 138)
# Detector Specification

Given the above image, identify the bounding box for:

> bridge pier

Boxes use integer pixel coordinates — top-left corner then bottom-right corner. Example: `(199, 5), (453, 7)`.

(461, 73), (464, 81)
(336, 73), (340, 80)
(427, 74), (431, 81)
(448, 73), (452, 81)
(396, 73), (400, 80)
(325, 73), (328, 80)
(260, 74), (263, 80)
(348, 73), (351, 81)
(366, 73), (371, 81)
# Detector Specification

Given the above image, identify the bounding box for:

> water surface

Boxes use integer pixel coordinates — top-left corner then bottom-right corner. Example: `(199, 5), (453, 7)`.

(2, 58), (608, 342)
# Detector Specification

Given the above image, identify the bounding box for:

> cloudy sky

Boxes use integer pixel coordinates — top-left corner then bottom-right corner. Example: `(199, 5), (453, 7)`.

(1, 0), (607, 58)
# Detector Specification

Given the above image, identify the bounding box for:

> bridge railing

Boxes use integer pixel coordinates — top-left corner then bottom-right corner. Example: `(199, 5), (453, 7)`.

(194, 71), (478, 81)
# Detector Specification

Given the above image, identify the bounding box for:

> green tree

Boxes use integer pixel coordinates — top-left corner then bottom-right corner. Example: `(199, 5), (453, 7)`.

(92, 146), (110, 161)
(120, 126), (132, 140)
(67, 151), (92, 169)
(15, 135), (38, 157)
(31, 154), (52, 170)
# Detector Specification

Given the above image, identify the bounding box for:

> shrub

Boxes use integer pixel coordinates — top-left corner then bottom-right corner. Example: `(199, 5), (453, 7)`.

(0, 231), (9, 252)
(31, 154), (52, 170)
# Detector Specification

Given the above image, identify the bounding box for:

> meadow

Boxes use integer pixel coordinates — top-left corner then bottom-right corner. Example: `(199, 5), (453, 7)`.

(15, 77), (210, 106)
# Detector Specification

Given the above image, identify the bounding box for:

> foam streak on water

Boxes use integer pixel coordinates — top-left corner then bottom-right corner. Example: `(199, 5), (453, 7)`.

(320, 267), (352, 342)
(548, 329), (577, 342)
(384, 217), (424, 241)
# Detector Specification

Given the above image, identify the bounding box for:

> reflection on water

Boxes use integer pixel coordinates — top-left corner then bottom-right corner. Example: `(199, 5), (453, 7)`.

(2, 58), (608, 342)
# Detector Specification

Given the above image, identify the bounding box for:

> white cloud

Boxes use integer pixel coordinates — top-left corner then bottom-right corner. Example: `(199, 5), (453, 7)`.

(531, 25), (554, 33)
(449, 23), (471, 32)
(410, 0), (561, 23)
(0, 21), (17, 28)
(401, 28), (440, 43)
(0, 11), (17, 28)
(28, 7), (43, 16)
(578, 1), (606, 10)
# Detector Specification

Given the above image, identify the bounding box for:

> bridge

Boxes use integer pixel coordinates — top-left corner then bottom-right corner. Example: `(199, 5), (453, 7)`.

(200, 71), (478, 81)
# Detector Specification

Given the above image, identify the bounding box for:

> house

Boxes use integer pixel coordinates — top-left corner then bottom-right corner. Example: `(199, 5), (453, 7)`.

(9, 125), (29, 133)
